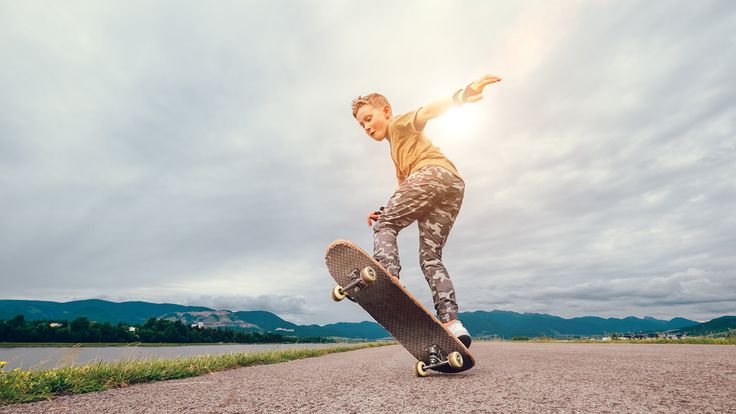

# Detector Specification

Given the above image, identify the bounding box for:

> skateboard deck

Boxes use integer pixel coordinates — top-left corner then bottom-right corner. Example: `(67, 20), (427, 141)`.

(325, 239), (474, 376)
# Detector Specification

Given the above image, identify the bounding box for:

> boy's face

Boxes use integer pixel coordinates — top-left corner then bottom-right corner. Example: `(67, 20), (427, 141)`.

(355, 104), (391, 141)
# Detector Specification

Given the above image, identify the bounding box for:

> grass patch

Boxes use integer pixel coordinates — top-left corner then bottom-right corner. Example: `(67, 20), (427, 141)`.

(0, 342), (393, 405)
(0, 342), (303, 348)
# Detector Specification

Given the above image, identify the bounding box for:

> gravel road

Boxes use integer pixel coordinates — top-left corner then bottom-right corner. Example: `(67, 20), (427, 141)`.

(2, 342), (735, 413)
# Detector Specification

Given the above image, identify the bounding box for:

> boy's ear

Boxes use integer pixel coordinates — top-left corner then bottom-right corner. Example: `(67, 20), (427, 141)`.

(383, 105), (391, 117)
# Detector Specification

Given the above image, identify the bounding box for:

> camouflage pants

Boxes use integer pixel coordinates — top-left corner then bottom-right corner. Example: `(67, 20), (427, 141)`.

(373, 165), (465, 323)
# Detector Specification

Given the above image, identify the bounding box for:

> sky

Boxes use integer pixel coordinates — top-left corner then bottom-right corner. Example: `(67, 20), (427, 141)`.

(1, 1), (734, 324)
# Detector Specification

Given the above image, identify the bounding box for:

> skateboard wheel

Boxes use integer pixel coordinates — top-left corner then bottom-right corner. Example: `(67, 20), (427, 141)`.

(331, 286), (347, 302)
(448, 351), (464, 369)
(414, 361), (429, 377)
(360, 266), (377, 284)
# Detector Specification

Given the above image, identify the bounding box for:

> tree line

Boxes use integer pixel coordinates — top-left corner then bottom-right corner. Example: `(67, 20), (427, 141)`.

(0, 315), (332, 344)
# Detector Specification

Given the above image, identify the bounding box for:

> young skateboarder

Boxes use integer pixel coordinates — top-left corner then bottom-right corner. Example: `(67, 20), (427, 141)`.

(351, 74), (501, 347)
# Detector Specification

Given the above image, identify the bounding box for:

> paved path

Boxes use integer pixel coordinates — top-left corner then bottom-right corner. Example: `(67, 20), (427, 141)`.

(2, 342), (735, 413)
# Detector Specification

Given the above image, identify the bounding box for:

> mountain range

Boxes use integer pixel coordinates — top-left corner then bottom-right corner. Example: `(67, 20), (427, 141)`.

(677, 316), (736, 336)
(1, 299), (727, 340)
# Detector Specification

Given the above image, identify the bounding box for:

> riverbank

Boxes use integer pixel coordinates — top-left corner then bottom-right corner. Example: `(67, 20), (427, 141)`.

(0, 341), (355, 348)
(0, 342), (253, 348)
(0, 342), (393, 405)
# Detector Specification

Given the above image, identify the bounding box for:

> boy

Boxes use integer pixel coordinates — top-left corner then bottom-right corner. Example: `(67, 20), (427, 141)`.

(351, 74), (501, 348)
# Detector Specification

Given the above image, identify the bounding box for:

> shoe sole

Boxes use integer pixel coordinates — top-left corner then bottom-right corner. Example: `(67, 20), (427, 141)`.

(458, 334), (471, 348)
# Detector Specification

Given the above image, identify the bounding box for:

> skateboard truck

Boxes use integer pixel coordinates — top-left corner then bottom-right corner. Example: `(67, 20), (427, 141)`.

(413, 344), (464, 377)
(331, 266), (377, 302)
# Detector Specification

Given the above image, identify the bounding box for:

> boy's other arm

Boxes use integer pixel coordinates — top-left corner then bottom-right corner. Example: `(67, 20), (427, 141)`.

(414, 96), (456, 131)
(414, 74), (502, 130)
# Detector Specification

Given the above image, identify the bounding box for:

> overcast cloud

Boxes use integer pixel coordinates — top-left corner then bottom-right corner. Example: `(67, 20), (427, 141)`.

(1, 1), (734, 324)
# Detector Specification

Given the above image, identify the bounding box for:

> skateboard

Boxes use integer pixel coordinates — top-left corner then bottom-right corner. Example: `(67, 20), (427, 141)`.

(325, 239), (474, 377)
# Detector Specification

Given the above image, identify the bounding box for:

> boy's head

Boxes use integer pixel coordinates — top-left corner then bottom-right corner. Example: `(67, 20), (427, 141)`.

(351, 93), (392, 141)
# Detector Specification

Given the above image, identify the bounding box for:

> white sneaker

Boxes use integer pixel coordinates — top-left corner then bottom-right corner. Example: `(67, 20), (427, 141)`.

(444, 319), (472, 348)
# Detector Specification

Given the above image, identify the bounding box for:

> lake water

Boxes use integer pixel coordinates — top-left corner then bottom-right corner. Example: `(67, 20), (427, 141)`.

(0, 343), (353, 371)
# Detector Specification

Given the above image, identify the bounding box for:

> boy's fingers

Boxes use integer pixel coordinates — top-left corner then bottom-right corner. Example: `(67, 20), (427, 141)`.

(367, 212), (381, 226)
(478, 75), (501, 86)
(467, 75), (501, 98)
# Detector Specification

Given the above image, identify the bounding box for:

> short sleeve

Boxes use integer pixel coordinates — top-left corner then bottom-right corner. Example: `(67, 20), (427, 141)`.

(389, 109), (420, 136)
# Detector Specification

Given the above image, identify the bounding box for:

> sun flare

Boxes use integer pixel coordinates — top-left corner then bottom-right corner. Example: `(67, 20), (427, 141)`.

(434, 106), (476, 137)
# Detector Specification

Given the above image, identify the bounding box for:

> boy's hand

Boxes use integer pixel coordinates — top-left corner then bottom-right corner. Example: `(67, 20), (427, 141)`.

(463, 74), (502, 103)
(366, 206), (385, 227)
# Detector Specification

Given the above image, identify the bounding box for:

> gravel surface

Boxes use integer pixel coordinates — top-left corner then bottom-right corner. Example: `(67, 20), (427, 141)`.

(2, 342), (735, 413)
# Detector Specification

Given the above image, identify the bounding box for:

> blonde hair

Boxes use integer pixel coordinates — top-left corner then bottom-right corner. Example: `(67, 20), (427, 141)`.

(351, 93), (391, 118)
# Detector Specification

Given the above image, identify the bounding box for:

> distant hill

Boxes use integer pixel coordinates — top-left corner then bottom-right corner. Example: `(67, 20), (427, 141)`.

(461, 310), (698, 338)
(0, 299), (212, 324)
(0, 299), (705, 340)
(676, 316), (736, 336)
(160, 310), (261, 332)
(0, 299), (391, 340)
(159, 309), (391, 339)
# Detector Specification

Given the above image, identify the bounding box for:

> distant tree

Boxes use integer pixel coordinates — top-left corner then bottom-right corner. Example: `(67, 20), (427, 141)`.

(70, 317), (90, 332)
(7, 314), (25, 328)
(0, 316), (329, 344)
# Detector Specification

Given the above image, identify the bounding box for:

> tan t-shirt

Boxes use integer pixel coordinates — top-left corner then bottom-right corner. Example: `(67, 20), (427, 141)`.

(386, 109), (461, 181)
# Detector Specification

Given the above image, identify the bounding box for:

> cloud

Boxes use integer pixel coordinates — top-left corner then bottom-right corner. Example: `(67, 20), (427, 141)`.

(186, 294), (309, 315)
(1, 1), (734, 324)
(465, 267), (736, 321)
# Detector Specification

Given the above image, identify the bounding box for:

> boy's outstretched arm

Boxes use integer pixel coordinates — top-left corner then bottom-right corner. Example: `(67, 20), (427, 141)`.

(415, 74), (501, 130)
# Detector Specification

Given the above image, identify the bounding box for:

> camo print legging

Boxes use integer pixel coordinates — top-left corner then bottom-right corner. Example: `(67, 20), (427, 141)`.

(373, 165), (465, 323)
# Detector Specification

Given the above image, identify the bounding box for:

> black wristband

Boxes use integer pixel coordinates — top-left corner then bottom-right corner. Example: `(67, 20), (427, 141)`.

(461, 83), (474, 102)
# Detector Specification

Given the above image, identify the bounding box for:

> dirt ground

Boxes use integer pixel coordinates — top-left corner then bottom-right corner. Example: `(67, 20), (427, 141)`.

(2, 342), (735, 413)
